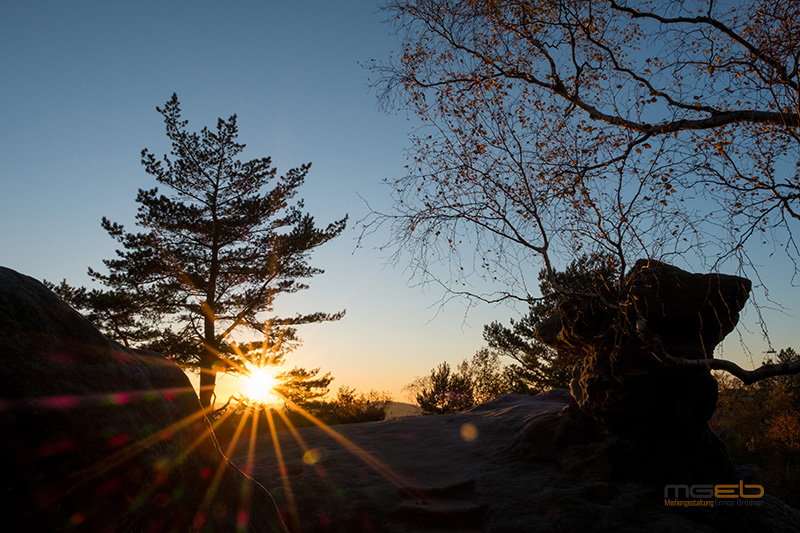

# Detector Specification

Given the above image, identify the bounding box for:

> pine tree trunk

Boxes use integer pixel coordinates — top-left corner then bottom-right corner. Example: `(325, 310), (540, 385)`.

(198, 353), (217, 409)
(199, 308), (218, 409)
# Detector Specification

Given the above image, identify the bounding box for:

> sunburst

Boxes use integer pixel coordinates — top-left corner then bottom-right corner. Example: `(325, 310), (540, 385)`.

(240, 364), (281, 405)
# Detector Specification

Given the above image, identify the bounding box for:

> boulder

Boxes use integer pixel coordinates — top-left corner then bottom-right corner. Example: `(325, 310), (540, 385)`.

(234, 392), (800, 532)
(0, 267), (286, 532)
(536, 259), (751, 425)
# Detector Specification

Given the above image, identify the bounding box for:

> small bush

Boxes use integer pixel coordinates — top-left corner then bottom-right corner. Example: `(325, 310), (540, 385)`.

(408, 350), (538, 414)
(310, 387), (393, 425)
(211, 386), (392, 452)
(710, 349), (800, 508)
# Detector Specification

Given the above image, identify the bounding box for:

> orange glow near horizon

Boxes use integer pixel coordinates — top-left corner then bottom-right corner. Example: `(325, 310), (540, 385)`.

(239, 365), (282, 405)
(21, 354), (412, 531)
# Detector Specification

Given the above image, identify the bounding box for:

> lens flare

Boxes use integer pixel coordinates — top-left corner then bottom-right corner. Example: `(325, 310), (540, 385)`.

(240, 366), (281, 405)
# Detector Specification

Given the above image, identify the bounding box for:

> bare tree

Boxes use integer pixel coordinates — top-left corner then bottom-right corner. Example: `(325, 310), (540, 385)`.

(368, 0), (800, 382)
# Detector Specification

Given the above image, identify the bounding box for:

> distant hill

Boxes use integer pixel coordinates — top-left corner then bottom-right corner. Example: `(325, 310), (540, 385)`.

(385, 401), (422, 419)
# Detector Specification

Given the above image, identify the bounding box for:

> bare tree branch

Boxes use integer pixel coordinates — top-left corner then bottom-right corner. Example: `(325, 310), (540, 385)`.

(643, 324), (800, 385)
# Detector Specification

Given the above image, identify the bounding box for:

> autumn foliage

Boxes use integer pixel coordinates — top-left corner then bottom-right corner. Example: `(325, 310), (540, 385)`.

(711, 348), (800, 507)
(370, 0), (800, 391)
(374, 0), (800, 297)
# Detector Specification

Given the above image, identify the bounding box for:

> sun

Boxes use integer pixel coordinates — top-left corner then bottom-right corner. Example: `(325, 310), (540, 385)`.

(240, 365), (282, 405)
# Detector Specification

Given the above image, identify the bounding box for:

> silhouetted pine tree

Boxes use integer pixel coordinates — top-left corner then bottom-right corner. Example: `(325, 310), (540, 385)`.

(484, 254), (618, 390)
(54, 94), (346, 408)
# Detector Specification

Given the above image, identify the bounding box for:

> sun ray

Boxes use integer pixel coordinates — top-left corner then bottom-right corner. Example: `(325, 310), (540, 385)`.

(176, 403), (239, 465)
(0, 385), (198, 415)
(63, 395), (210, 490)
(235, 404), (261, 533)
(194, 405), (255, 530)
(271, 406), (361, 516)
(22, 394), (230, 529)
(280, 399), (415, 492)
(265, 407), (300, 531)
(274, 408), (334, 484)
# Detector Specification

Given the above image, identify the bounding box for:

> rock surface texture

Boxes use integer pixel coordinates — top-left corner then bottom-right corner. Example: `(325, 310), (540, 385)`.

(0, 267), (286, 532)
(239, 392), (800, 532)
(536, 259), (751, 425)
(533, 260), (757, 487)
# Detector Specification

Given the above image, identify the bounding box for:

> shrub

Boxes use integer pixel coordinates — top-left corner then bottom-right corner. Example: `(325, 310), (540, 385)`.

(408, 351), (537, 414)
(710, 348), (800, 507)
(310, 387), (393, 425)
(212, 386), (393, 452)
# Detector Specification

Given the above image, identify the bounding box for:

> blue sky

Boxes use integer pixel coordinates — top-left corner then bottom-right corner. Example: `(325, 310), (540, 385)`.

(0, 0), (521, 400)
(2, 1), (796, 402)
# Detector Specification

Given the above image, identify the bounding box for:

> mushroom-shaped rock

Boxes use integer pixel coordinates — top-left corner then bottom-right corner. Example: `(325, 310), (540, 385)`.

(536, 260), (751, 425)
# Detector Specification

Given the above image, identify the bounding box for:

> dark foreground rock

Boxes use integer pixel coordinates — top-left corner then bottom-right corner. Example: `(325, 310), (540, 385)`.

(237, 392), (800, 532)
(0, 267), (286, 532)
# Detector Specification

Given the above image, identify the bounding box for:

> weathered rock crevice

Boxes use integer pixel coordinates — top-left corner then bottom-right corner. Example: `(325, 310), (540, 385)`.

(536, 259), (751, 426)
(528, 260), (755, 490)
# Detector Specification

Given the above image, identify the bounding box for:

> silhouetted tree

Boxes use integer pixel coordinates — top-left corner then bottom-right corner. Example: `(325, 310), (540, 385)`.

(56, 94), (346, 408)
(276, 366), (334, 409)
(371, 0), (800, 384)
(456, 348), (508, 403)
(763, 348), (800, 402)
(412, 362), (475, 414)
(44, 280), (158, 347)
(410, 352), (535, 414)
(458, 348), (536, 401)
(484, 254), (619, 390)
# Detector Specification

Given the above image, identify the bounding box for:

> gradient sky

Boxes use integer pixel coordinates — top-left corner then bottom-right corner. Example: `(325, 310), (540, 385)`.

(2, 1), (796, 403)
(1, 0), (523, 402)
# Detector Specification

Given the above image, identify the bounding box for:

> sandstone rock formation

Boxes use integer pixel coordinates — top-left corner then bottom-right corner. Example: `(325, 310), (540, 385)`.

(239, 392), (800, 532)
(0, 267), (286, 532)
(536, 259), (751, 426)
